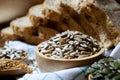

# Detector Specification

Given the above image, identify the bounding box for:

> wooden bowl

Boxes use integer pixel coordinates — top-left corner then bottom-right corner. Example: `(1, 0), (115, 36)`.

(88, 74), (93, 80)
(36, 44), (104, 72)
(0, 69), (26, 75)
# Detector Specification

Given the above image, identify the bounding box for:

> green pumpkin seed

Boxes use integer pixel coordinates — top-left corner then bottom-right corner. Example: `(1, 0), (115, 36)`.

(86, 57), (120, 80)
(112, 74), (120, 80)
(102, 68), (110, 74)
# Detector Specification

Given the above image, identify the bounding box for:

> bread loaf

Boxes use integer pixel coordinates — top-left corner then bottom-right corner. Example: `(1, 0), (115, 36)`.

(82, 2), (113, 48)
(10, 16), (36, 37)
(90, 0), (120, 47)
(28, 4), (47, 26)
(60, 0), (113, 48)
(1, 0), (120, 48)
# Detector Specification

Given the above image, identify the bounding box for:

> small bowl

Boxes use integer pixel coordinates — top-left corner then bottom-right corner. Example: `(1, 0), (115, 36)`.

(0, 68), (26, 75)
(36, 44), (104, 72)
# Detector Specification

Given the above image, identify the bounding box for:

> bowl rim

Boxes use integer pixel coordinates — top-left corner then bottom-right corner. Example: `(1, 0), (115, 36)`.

(36, 44), (104, 61)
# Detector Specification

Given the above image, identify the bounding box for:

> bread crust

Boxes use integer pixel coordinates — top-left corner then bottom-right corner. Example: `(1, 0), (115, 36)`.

(82, 3), (113, 48)
(28, 4), (68, 32)
(60, 0), (100, 40)
(106, 16), (120, 46)
(44, 0), (85, 33)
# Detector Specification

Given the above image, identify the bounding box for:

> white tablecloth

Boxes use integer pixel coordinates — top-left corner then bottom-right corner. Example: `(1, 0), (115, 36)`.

(6, 41), (120, 80)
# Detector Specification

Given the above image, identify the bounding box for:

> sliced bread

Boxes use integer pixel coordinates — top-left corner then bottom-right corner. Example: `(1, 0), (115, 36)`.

(28, 4), (68, 32)
(93, 0), (120, 32)
(81, 2), (113, 48)
(1, 27), (20, 40)
(106, 17), (120, 46)
(59, 0), (100, 40)
(61, 0), (113, 48)
(43, 0), (85, 33)
(28, 4), (47, 26)
(10, 16), (36, 37)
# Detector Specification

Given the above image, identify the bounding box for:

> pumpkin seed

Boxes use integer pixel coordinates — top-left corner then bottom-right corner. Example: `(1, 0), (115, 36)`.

(86, 57), (120, 80)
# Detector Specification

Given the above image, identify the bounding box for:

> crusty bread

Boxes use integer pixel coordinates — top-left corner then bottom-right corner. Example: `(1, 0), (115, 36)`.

(60, 0), (113, 48)
(83, 0), (120, 47)
(92, 0), (120, 47)
(81, 2), (113, 48)
(93, 0), (120, 32)
(10, 16), (36, 37)
(23, 26), (58, 44)
(1, 27), (20, 40)
(59, 0), (100, 41)
(28, 4), (68, 32)
(85, 0), (120, 47)
(43, 0), (85, 33)
(106, 16), (120, 46)
(1, 0), (119, 48)
(28, 4), (47, 26)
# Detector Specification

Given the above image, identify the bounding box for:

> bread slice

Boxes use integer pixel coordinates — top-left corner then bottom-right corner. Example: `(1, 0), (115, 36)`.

(85, 0), (120, 47)
(28, 4), (47, 26)
(43, 0), (85, 33)
(28, 4), (68, 32)
(23, 26), (58, 45)
(106, 16), (120, 46)
(59, 0), (100, 41)
(81, 2), (113, 48)
(1, 27), (20, 40)
(10, 16), (36, 37)
(93, 0), (120, 32)
(61, 0), (113, 48)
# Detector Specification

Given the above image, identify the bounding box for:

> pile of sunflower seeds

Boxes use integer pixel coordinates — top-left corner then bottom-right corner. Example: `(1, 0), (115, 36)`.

(0, 48), (27, 60)
(38, 30), (101, 59)
(86, 57), (120, 80)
